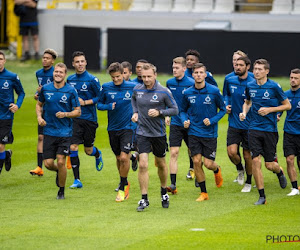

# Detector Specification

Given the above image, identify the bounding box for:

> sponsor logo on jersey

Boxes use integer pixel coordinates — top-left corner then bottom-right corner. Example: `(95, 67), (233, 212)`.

(137, 91), (144, 98)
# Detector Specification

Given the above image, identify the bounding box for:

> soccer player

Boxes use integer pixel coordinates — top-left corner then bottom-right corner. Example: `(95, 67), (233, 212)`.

(66, 51), (103, 189)
(184, 49), (218, 87)
(0, 50), (25, 174)
(224, 56), (255, 192)
(30, 48), (58, 177)
(165, 57), (194, 194)
(223, 50), (254, 184)
(121, 61), (139, 172)
(132, 59), (148, 84)
(36, 63), (81, 199)
(283, 68), (300, 196)
(97, 62), (137, 202)
(239, 59), (290, 205)
(131, 63), (178, 211)
(121, 61), (133, 81)
(181, 63), (226, 202)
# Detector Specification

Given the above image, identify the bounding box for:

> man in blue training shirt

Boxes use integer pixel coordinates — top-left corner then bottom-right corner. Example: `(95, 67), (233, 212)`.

(36, 63), (81, 199)
(131, 63), (178, 212)
(0, 50), (25, 174)
(181, 63), (226, 202)
(121, 61), (139, 172)
(30, 48), (57, 177)
(131, 59), (148, 84)
(66, 51), (103, 189)
(224, 56), (255, 192)
(184, 49), (218, 87)
(283, 68), (300, 196)
(165, 57), (194, 194)
(240, 59), (291, 205)
(98, 62), (137, 202)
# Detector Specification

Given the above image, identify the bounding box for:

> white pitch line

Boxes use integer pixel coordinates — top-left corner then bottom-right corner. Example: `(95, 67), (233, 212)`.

(190, 228), (206, 231)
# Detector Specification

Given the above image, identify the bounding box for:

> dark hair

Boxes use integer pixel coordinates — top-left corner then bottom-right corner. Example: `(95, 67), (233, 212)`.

(237, 56), (251, 66)
(121, 61), (132, 72)
(0, 50), (5, 59)
(107, 62), (124, 74)
(291, 68), (300, 74)
(254, 59), (270, 70)
(192, 63), (206, 72)
(136, 59), (148, 64)
(185, 49), (200, 60)
(72, 51), (85, 61)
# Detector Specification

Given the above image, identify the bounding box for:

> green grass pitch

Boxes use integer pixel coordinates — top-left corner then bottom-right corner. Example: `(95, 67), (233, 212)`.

(0, 60), (299, 249)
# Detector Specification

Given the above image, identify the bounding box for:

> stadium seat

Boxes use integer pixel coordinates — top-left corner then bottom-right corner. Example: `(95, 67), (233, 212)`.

(130, 0), (152, 11)
(213, 0), (234, 13)
(270, 0), (292, 14)
(292, 0), (300, 14)
(152, 0), (172, 12)
(192, 0), (214, 13)
(172, 0), (193, 12)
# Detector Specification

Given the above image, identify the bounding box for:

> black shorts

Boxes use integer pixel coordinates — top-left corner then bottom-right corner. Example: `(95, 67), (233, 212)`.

(136, 135), (167, 158)
(71, 119), (98, 147)
(248, 129), (278, 162)
(43, 135), (71, 160)
(108, 129), (133, 156)
(169, 125), (189, 148)
(131, 129), (137, 151)
(0, 119), (14, 144)
(188, 135), (217, 160)
(227, 127), (249, 150)
(38, 124), (44, 135)
(19, 25), (39, 36)
(283, 132), (300, 157)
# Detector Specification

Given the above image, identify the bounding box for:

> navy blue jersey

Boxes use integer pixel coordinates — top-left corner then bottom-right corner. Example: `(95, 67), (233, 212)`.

(0, 68), (25, 120)
(97, 80), (136, 131)
(67, 71), (101, 122)
(180, 83), (226, 138)
(185, 68), (218, 87)
(132, 77), (143, 84)
(245, 79), (287, 132)
(223, 71), (254, 104)
(36, 66), (54, 86)
(39, 82), (80, 137)
(224, 75), (256, 130)
(284, 88), (300, 135)
(166, 75), (194, 127)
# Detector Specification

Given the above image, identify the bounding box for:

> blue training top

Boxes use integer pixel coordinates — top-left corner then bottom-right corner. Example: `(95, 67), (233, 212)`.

(36, 66), (54, 86)
(97, 80), (137, 131)
(39, 82), (80, 137)
(0, 68), (25, 120)
(224, 74), (256, 130)
(245, 79), (287, 133)
(185, 68), (218, 87)
(131, 77), (143, 85)
(180, 83), (226, 138)
(284, 88), (300, 135)
(166, 75), (194, 127)
(67, 71), (101, 122)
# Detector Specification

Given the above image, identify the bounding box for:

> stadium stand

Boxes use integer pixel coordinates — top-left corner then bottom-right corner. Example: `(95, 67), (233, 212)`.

(130, 0), (152, 11)
(213, 0), (234, 13)
(192, 0), (214, 13)
(270, 0), (293, 14)
(172, 0), (193, 12)
(152, 0), (172, 12)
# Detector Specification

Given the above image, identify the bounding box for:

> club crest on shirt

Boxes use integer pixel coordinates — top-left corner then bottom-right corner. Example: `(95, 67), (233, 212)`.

(150, 94), (159, 102)
(123, 91), (131, 100)
(81, 83), (88, 92)
(262, 90), (270, 99)
(204, 95), (211, 104)
(297, 101), (300, 108)
(47, 78), (52, 84)
(60, 94), (68, 103)
(2, 81), (9, 89)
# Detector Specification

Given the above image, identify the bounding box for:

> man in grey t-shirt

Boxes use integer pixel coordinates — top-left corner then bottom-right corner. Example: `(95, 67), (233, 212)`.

(131, 63), (178, 212)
